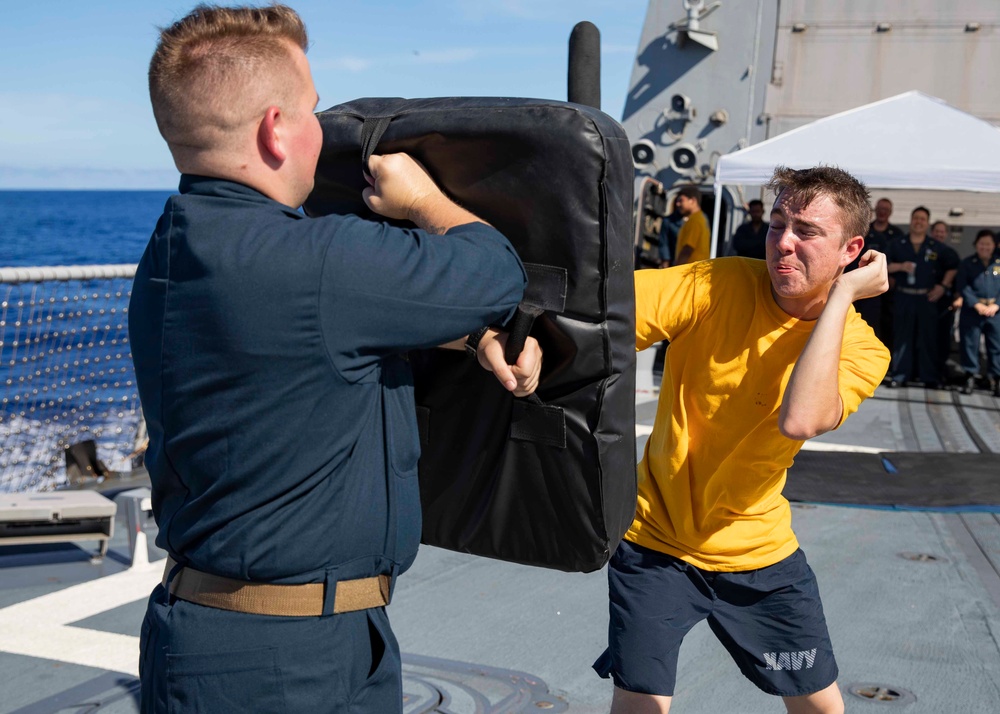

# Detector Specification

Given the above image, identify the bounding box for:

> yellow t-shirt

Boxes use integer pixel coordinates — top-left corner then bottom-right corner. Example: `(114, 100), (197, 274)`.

(675, 210), (710, 263)
(629, 258), (890, 571)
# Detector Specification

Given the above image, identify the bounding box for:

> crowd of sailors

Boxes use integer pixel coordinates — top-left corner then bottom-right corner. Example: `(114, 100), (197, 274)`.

(726, 197), (1000, 396)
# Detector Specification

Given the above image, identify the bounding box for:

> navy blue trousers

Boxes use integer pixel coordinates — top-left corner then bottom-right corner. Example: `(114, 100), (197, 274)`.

(891, 292), (940, 383)
(139, 584), (402, 713)
(959, 309), (1000, 378)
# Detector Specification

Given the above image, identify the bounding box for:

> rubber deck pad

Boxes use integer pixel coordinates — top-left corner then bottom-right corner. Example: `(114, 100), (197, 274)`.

(786, 452), (1000, 511)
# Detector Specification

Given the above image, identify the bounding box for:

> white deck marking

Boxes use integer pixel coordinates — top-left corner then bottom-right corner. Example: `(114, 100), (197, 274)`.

(637, 424), (885, 454)
(799, 441), (886, 454)
(0, 561), (160, 676)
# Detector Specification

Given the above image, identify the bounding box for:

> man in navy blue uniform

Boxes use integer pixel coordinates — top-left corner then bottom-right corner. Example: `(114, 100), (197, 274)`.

(730, 199), (768, 260)
(848, 197), (903, 346)
(956, 230), (1000, 395)
(130, 5), (540, 713)
(885, 206), (958, 388)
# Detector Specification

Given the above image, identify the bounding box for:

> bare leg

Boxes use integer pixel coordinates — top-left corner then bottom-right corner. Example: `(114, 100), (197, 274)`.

(610, 686), (672, 714)
(783, 682), (844, 714)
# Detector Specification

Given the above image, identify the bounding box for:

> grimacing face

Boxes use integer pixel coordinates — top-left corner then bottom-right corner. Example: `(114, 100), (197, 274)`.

(766, 191), (859, 316)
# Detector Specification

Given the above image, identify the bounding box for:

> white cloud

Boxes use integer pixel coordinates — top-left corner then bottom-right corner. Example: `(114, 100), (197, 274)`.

(449, 0), (630, 22)
(0, 92), (166, 170)
(0, 166), (179, 190)
(412, 48), (479, 64)
(315, 44), (556, 74)
(326, 56), (372, 72)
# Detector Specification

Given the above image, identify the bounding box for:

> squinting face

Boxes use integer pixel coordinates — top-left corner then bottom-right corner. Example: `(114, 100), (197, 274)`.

(767, 191), (859, 316)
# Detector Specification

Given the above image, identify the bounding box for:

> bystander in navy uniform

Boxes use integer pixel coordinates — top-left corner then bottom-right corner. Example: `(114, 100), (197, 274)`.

(885, 206), (958, 387)
(930, 221), (961, 383)
(956, 230), (1000, 395)
(131, 7), (540, 714)
(849, 197), (903, 346)
(730, 199), (768, 260)
(657, 206), (683, 267)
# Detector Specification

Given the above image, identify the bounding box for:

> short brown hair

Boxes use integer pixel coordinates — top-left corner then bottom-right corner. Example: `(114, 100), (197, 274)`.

(149, 4), (309, 152)
(675, 185), (702, 203)
(765, 166), (870, 244)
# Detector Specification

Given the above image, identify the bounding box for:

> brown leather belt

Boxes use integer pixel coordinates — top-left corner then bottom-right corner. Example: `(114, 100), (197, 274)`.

(162, 557), (390, 617)
(898, 287), (929, 295)
(978, 298), (997, 306)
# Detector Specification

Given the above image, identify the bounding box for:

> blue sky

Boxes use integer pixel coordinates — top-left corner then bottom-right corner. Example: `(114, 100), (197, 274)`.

(0, 0), (647, 189)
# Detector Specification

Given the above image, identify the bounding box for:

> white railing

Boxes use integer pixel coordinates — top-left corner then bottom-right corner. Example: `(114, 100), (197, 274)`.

(1, 265), (142, 493)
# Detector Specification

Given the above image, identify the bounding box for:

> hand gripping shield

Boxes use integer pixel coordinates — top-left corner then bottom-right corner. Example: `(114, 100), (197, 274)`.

(305, 97), (636, 572)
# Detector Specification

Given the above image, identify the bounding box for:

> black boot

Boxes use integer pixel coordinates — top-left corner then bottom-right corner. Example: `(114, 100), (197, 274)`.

(963, 374), (977, 395)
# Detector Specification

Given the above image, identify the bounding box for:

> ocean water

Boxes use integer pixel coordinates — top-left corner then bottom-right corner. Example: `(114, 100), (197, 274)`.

(0, 190), (171, 490)
(0, 190), (174, 268)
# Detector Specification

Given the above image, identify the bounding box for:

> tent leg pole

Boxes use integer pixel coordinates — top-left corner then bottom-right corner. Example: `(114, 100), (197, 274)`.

(710, 183), (724, 258)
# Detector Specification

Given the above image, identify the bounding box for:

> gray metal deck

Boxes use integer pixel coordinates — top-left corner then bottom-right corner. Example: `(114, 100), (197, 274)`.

(1, 348), (999, 713)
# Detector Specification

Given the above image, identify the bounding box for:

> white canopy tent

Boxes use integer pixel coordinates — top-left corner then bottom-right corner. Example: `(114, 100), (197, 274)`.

(710, 91), (1000, 255)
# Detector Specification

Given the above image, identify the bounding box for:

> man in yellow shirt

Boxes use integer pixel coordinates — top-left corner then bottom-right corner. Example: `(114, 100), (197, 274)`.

(672, 185), (711, 265)
(595, 166), (890, 714)
(651, 185), (711, 379)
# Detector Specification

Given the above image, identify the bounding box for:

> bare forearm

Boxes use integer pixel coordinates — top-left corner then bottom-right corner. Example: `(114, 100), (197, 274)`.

(438, 337), (467, 350)
(779, 285), (852, 440)
(409, 194), (488, 235)
(364, 153), (490, 235)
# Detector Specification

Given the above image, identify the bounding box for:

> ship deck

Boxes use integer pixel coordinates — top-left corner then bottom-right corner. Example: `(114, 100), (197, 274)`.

(2, 348), (999, 713)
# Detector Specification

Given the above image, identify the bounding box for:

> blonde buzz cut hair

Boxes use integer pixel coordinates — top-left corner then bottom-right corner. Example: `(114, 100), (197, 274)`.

(149, 3), (309, 154)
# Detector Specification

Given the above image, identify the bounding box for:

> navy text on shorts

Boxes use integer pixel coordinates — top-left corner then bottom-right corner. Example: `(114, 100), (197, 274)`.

(593, 540), (839, 698)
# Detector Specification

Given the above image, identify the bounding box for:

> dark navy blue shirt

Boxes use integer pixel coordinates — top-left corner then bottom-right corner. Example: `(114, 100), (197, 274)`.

(847, 222), (903, 272)
(730, 221), (767, 260)
(886, 235), (959, 289)
(957, 255), (1000, 307)
(129, 176), (526, 585)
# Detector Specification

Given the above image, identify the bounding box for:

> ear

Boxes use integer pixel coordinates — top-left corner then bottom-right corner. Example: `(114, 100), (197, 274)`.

(258, 105), (286, 164)
(841, 234), (864, 267)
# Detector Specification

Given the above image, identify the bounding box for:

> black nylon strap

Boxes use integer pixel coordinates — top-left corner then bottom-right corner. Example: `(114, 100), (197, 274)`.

(503, 304), (543, 365)
(503, 264), (566, 366)
(522, 263), (568, 313)
(360, 116), (393, 176)
(510, 400), (566, 449)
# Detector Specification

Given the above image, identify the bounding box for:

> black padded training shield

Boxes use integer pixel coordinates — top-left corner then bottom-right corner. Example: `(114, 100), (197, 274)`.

(304, 97), (636, 572)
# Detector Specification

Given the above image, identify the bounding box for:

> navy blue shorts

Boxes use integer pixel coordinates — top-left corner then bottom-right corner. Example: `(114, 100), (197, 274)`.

(593, 541), (838, 698)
